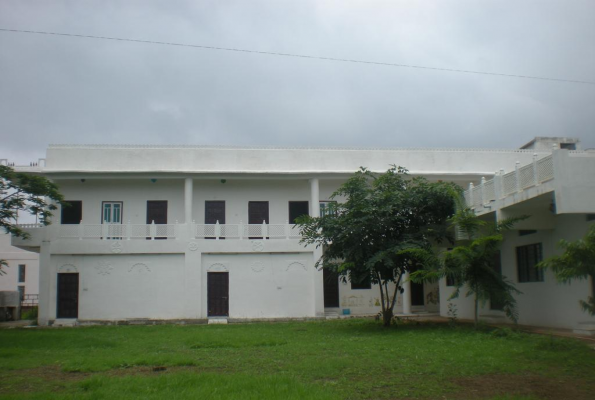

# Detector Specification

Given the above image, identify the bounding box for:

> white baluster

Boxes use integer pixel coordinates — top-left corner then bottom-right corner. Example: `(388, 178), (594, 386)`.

(515, 161), (521, 193)
(468, 182), (474, 207)
(79, 220), (83, 240)
(239, 220), (244, 240)
(480, 177), (486, 206)
(285, 219), (290, 239)
(215, 220), (220, 241)
(151, 220), (156, 241)
(262, 220), (267, 240)
(532, 153), (539, 186)
(127, 220), (131, 240)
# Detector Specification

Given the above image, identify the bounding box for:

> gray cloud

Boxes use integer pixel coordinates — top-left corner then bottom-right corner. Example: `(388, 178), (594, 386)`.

(1, 0), (594, 164)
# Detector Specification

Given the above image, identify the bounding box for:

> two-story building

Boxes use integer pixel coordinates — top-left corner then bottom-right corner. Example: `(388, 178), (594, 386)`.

(5, 139), (595, 333)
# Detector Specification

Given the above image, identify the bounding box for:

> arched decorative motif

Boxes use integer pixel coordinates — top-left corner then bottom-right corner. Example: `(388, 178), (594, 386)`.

(208, 262), (228, 272)
(286, 261), (307, 271)
(58, 264), (78, 273)
(188, 242), (199, 251)
(129, 263), (151, 273)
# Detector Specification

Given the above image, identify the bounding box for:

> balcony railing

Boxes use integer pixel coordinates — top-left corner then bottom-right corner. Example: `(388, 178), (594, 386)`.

(14, 222), (303, 241)
(194, 222), (302, 240)
(464, 154), (554, 210)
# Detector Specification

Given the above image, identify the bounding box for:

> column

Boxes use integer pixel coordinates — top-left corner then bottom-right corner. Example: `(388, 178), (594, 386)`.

(184, 178), (193, 224)
(309, 178), (324, 316)
(402, 271), (412, 315)
(309, 178), (320, 217)
(37, 242), (52, 326)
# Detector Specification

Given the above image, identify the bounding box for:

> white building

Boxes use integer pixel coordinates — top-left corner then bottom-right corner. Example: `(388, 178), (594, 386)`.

(0, 233), (39, 305)
(4, 139), (595, 332)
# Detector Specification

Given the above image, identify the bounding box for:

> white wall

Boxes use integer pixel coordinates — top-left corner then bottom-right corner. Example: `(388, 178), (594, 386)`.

(202, 253), (314, 319)
(0, 234), (39, 296)
(441, 215), (595, 329)
(50, 254), (185, 320)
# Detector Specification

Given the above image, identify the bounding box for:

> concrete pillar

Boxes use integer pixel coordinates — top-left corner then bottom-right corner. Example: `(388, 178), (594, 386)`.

(309, 178), (324, 316)
(37, 242), (52, 326)
(184, 178), (193, 224)
(309, 178), (320, 217)
(402, 271), (412, 315)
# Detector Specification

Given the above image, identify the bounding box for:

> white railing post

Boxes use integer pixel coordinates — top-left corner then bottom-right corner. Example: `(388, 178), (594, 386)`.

(127, 220), (131, 240)
(239, 220), (244, 240)
(79, 220), (83, 240)
(532, 153), (539, 186)
(151, 220), (156, 240)
(175, 220), (179, 240)
(515, 161), (521, 193)
(468, 182), (474, 207)
(493, 172), (501, 200)
(480, 177), (486, 206)
(262, 220), (267, 240)
(215, 220), (220, 240)
(499, 169), (505, 198)
(102, 223), (108, 240)
(285, 220), (290, 239)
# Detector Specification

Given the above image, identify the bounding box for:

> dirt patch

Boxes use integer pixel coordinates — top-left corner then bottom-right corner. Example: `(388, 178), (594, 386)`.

(449, 373), (595, 400)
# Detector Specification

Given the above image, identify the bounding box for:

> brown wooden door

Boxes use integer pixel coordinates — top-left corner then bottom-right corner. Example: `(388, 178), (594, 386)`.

(289, 201), (309, 224)
(208, 272), (229, 317)
(147, 201), (167, 239)
(57, 273), (79, 318)
(323, 268), (340, 308)
(248, 201), (269, 239)
(205, 201), (225, 240)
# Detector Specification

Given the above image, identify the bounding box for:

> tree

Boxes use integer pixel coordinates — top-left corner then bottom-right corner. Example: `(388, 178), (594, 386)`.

(298, 166), (458, 327)
(412, 204), (524, 327)
(0, 165), (64, 273)
(537, 225), (595, 315)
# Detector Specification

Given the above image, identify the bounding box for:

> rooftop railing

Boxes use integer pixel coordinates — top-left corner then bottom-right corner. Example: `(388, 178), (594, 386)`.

(464, 154), (554, 210)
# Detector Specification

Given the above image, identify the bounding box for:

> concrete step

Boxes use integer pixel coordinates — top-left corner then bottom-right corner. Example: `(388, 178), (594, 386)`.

(52, 319), (78, 327)
(573, 323), (595, 337)
(208, 318), (228, 325)
(324, 311), (339, 320)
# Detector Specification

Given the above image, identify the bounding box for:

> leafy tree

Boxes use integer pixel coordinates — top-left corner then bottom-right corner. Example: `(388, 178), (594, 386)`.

(412, 204), (524, 327)
(298, 166), (458, 327)
(537, 225), (595, 315)
(0, 165), (64, 272)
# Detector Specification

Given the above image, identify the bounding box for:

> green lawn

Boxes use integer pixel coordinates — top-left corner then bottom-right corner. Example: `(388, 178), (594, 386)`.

(1, 319), (593, 399)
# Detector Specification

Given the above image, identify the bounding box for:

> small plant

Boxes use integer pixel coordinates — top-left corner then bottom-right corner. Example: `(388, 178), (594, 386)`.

(447, 302), (458, 327)
(21, 307), (38, 320)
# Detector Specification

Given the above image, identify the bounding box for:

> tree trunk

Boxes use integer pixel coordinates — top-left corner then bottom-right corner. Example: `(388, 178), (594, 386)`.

(382, 309), (393, 327)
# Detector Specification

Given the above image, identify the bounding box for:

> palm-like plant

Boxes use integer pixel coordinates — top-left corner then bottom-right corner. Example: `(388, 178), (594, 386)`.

(538, 225), (595, 315)
(412, 199), (524, 327)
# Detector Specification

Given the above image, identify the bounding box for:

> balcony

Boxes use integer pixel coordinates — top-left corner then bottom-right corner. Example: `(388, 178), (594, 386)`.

(13, 222), (303, 247)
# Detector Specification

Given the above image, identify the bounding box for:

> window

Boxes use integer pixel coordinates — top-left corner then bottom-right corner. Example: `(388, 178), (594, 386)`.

(18, 264), (26, 283)
(517, 243), (544, 283)
(560, 143), (576, 150)
(289, 201), (309, 224)
(320, 201), (337, 217)
(102, 202), (123, 224)
(61, 201), (82, 224)
(350, 274), (371, 290)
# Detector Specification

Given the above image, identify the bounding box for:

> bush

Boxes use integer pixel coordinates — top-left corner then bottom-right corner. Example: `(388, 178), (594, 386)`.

(21, 307), (38, 320)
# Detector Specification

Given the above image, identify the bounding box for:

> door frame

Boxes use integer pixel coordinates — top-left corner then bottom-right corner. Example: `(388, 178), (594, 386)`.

(56, 273), (79, 319)
(207, 272), (229, 317)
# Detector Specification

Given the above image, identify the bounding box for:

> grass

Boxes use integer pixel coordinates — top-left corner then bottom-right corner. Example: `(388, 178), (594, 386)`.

(0, 319), (594, 399)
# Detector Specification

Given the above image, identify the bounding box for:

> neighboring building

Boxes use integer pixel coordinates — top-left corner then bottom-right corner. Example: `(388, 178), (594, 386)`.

(4, 140), (595, 332)
(0, 233), (39, 307)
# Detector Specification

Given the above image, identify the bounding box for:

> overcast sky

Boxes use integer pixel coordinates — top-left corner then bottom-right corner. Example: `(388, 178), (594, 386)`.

(1, 0), (594, 164)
